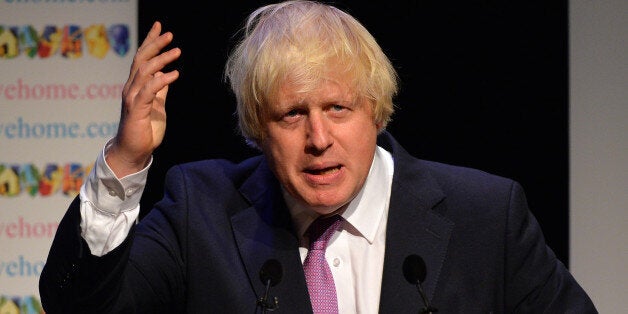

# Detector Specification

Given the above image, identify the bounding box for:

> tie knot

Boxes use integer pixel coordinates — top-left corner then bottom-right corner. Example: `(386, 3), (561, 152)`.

(307, 215), (342, 250)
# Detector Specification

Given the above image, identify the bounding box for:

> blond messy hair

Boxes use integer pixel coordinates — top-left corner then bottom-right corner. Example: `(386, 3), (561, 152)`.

(224, 0), (398, 147)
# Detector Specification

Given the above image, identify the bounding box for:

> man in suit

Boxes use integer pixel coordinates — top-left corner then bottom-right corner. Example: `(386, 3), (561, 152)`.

(39, 1), (597, 313)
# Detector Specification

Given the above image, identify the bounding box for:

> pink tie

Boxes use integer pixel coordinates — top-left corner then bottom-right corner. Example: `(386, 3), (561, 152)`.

(303, 215), (342, 314)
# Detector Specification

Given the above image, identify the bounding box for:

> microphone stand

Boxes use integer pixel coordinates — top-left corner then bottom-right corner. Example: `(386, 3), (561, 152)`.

(257, 278), (279, 313)
(415, 282), (438, 314)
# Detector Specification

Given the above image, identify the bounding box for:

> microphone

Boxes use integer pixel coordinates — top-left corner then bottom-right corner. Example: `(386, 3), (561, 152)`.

(257, 259), (282, 312)
(403, 254), (438, 314)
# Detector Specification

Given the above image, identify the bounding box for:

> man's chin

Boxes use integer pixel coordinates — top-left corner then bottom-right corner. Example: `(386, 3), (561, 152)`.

(306, 201), (348, 217)
(290, 188), (352, 215)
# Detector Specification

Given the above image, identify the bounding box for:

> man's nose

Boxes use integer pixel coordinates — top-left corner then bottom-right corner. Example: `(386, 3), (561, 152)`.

(306, 113), (333, 153)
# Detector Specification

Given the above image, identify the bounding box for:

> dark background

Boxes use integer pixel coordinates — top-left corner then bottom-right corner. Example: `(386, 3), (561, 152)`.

(137, 1), (570, 265)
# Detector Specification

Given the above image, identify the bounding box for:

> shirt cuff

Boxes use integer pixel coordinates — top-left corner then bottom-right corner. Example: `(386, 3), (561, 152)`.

(81, 138), (152, 215)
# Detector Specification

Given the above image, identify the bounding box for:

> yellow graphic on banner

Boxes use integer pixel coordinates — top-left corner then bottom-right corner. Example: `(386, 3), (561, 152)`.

(0, 162), (93, 197)
(0, 295), (43, 314)
(0, 24), (129, 59)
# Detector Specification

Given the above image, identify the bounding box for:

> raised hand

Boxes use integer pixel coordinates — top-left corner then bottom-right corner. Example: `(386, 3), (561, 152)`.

(107, 21), (181, 178)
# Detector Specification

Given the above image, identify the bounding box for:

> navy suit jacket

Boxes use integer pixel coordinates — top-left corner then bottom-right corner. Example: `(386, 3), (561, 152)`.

(40, 132), (597, 313)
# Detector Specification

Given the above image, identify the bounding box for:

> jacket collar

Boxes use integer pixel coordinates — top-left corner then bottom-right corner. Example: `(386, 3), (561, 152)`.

(377, 131), (453, 312)
(231, 158), (313, 312)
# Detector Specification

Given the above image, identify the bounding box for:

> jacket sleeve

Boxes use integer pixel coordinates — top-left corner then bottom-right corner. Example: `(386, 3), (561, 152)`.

(504, 182), (597, 313)
(38, 195), (136, 314)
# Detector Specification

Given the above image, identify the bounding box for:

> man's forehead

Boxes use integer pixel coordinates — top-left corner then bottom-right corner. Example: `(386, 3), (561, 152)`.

(275, 78), (358, 104)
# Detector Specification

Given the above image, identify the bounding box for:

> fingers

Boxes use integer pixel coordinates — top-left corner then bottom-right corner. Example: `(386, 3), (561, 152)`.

(127, 47), (181, 108)
(153, 71), (178, 103)
(134, 30), (175, 74)
(136, 22), (171, 68)
(138, 21), (162, 50)
(128, 22), (167, 80)
(136, 69), (180, 112)
(124, 21), (179, 99)
(123, 21), (181, 111)
(133, 46), (181, 93)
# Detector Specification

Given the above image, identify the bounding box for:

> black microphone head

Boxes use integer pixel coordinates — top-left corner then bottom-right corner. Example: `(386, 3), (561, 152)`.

(260, 259), (283, 287)
(403, 254), (427, 284)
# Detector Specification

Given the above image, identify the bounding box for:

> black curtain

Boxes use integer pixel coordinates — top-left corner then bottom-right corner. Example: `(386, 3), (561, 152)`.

(138, 1), (570, 265)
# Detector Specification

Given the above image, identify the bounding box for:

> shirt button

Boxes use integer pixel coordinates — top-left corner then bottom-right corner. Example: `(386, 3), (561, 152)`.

(125, 188), (134, 196)
(333, 257), (340, 267)
(108, 189), (116, 196)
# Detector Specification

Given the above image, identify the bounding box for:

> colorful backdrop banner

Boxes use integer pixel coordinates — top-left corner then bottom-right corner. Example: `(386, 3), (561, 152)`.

(0, 1), (137, 312)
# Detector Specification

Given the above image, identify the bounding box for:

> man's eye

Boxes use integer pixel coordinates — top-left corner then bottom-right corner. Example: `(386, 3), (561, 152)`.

(331, 105), (345, 111)
(281, 109), (302, 123)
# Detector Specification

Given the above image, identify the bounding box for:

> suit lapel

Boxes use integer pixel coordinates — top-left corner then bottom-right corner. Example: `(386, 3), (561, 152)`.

(378, 133), (454, 313)
(230, 159), (313, 313)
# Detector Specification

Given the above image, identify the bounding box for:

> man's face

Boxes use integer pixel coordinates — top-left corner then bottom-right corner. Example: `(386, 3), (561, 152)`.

(261, 73), (380, 215)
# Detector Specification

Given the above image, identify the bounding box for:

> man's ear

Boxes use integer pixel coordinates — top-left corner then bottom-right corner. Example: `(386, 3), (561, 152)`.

(375, 119), (384, 131)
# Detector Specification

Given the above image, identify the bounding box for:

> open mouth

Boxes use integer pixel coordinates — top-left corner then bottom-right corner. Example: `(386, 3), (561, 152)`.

(305, 165), (341, 175)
